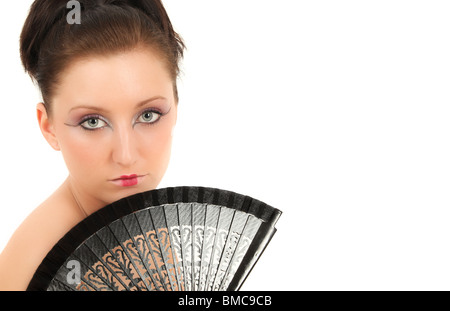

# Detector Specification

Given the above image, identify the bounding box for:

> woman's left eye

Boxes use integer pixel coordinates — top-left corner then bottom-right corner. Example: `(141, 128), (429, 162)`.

(137, 110), (162, 124)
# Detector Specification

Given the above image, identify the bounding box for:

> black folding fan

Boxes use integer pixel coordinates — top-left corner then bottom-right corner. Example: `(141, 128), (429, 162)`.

(27, 186), (281, 291)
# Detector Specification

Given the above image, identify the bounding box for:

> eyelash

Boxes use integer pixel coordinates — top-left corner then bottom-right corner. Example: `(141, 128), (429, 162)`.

(77, 109), (165, 131)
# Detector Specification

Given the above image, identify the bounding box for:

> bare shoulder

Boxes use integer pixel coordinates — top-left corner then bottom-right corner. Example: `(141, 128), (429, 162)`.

(0, 188), (84, 291)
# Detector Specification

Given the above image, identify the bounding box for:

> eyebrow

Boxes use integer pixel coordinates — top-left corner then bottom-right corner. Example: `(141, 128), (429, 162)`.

(68, 96), (167, 113)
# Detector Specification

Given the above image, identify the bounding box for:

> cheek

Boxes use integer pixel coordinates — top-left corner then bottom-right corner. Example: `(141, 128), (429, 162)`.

(138, 125), (174, 172)
(58, 130), (108, 178)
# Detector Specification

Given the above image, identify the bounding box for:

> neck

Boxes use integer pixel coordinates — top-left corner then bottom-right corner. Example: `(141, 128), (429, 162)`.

(64, 177), (106, 217)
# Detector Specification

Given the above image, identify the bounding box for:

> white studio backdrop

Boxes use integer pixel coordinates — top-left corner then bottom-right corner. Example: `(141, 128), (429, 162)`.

(0, 0), (449, 290)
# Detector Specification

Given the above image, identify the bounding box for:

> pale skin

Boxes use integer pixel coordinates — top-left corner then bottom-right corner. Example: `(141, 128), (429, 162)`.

(0, 47), (178, 290)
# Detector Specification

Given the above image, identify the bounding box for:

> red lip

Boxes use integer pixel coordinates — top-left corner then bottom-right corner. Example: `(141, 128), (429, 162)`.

(110, 174), (144, 187)
(117, 174), (138, 180)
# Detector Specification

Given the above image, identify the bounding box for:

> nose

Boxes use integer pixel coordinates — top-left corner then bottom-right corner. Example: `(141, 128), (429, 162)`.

(111, 125), (137, 168)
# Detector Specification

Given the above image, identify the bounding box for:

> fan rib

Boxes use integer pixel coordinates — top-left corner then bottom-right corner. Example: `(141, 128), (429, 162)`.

(149, 206), (180, 291)
(163, 203), (185, 291)
(116, 217), (156, 291)
(204, 207), (235, 291)
(218, 215), (262, 291)
(128, 210), (166, 291)
(136, 208), (171, 291)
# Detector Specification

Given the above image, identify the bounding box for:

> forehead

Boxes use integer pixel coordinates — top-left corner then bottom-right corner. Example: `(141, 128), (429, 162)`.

(52, 48), (174, 112)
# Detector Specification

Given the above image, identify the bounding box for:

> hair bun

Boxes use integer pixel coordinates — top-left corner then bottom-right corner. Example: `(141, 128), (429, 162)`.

(20, 0), (70, 77)
(20, 0), (184, 78)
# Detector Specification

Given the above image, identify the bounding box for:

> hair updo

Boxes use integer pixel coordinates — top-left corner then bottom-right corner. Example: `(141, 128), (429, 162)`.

(20, 0), (185, 114)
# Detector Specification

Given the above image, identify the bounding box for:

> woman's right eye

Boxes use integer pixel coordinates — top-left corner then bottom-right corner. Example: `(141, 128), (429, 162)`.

(80, 117), (107, 130)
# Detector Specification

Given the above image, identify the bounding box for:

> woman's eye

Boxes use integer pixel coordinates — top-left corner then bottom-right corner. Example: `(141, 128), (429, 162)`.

(80, 118), (107, 130)
(137, 111), (161, 124)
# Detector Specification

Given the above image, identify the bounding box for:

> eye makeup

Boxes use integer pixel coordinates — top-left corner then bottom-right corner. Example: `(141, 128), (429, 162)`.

(133, 106), (172, 128)
(79, 114), (110, 131)
(64, 104), (172, 131)
(64, 114), (110, 131)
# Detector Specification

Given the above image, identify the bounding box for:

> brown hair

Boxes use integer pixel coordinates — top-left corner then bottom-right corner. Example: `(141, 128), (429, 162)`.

(20, 0), (185, 114)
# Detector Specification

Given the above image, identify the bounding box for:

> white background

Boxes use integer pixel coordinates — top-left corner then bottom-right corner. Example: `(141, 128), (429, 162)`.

(1, 0), (450, 290)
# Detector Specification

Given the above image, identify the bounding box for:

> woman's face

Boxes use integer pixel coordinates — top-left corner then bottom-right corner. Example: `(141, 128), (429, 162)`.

(42, 48), (177, 206)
